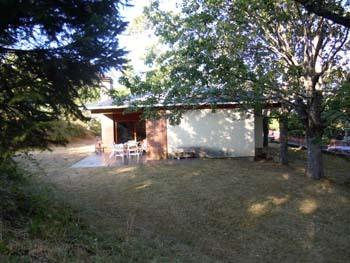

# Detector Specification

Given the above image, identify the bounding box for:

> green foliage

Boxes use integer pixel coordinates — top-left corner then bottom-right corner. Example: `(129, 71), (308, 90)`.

(0, 0), (127, 163)
(269, 118), (279, 131)
(88, 118), (102, 136)
(324, 80), (350, 124)
(323, 79), (350, 139)
(272, 79), (350, 140)
(109, 82), (132, 106)
(120, 0), (349, 119)
(48, 120), (92, 142)
(288, 113), (305, 137)
(117, 0), (350, 178)
(119, 0), (261, 122)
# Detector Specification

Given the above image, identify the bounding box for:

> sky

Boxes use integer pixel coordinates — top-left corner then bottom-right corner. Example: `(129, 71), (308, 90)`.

(109, 0), (179, 86)
(108, 0), (157, 85)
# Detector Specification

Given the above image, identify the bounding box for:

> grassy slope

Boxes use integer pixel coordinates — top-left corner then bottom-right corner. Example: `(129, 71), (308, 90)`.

(1, 169), (190, 263)
(4, 143), (350, 262)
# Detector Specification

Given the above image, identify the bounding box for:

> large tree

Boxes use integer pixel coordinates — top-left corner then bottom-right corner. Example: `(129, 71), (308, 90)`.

(0, 0), (127, 162)
(122, 0), (350, 179)
(234, 0), (349, 179)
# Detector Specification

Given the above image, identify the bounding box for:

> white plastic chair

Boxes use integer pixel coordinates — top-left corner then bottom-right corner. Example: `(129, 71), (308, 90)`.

(126, 140), (141, 158)
(110, 143), (125, 160)
(140, 139), (147, 154)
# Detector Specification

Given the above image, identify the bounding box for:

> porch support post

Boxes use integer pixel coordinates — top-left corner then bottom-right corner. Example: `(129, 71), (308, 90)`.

(146, 111), (168, 160)
(100, 114), (114, 150)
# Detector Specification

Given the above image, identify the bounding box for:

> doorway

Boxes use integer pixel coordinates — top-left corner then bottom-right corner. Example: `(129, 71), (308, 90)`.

(116, 120), (146, 143)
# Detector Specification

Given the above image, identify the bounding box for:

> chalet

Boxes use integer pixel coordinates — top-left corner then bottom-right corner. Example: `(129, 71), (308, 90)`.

(87, 77), (265, 160)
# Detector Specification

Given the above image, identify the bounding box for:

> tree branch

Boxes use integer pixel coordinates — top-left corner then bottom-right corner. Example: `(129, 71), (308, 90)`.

(322, 28), (349, 73)
(295, 0), (350, 28)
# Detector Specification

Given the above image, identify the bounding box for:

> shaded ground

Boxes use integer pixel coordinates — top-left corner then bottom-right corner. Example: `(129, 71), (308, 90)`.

(18, 141), (350, 262)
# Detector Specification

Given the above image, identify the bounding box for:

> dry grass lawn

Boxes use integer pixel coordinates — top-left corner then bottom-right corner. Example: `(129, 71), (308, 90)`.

(19, 141), (350, 262)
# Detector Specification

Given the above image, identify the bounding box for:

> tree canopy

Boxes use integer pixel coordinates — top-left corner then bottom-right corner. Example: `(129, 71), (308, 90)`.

(120, 0), (350, 179)
(0, 0), (127, 161)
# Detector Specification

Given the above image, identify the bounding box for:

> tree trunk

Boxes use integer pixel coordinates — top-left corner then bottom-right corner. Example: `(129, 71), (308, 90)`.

(263, 116), (269, 147)
(279, 115), (288, 165)
(306, 132), (324, 179)
(305, 91), (324, 179)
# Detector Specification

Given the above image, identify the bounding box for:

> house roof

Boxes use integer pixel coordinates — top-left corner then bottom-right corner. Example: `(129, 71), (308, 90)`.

(86, 98), (246, 111)
(86, 92), (242, 112)
(87, 100), (241, 111)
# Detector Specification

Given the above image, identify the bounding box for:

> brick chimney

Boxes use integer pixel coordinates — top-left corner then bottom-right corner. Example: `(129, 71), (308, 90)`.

(100, 76), (113, 102)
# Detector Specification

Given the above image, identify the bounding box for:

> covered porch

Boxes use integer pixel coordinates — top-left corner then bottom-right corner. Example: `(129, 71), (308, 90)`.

(93, 109), (168, 160)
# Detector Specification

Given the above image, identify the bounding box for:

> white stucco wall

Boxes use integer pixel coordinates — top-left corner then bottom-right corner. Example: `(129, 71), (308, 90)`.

(167, 109), (256, 157)
(100, 114), (114, 148)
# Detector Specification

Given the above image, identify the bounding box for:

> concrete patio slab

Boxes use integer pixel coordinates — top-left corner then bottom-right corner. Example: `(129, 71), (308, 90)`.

(71, 153), (147, 168)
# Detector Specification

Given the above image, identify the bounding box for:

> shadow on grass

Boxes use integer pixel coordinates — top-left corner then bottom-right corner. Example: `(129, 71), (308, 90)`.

(14, 143), (350, 262)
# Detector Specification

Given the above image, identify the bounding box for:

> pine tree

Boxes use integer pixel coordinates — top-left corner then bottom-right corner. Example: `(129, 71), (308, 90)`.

(0, 0), (127, 161)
